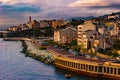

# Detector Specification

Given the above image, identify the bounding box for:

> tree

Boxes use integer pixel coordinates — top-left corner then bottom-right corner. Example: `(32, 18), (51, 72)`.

(71, 46), (81, 52)
(71, 40), (77, 46)
(113, 39), (120, 50)
(71, 19), (84, 26)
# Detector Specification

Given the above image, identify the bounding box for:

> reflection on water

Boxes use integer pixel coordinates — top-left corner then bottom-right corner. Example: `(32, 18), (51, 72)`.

(0, 39), (105, 80)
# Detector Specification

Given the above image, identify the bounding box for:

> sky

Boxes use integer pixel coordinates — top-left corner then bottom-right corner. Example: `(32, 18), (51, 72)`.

(0, 0), (120, 27)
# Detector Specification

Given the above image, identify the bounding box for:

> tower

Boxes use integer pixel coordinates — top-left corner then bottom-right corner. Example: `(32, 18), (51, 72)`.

(29, 16), (32, 22)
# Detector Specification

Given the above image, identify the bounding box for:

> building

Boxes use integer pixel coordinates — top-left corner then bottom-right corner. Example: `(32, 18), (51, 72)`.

(78, 30), (98, 49)
(98, 23), (119, 37)
(98, 27), (104, 34)
(54, 26), (77, 44)
(27, 20), (40, 29)
(60, 27), (77, 43)
(77, 20), (96, 47)
(54, 30), (60, 42)
(95, 35), (113, 50)
(51, 18), (68, 29)
(109, 23), (119, 36)
(107, 14), (119, 20)
(7, 26), (18, 31)
(39, 20), (50, 27)
(28, 16), (32, 22)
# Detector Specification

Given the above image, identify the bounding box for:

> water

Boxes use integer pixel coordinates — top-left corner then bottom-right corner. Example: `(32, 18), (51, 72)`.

(0, 39), (103, 80)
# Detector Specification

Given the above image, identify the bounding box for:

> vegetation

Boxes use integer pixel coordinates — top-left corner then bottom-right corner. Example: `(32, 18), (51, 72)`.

(113, 39), (120, 50)
(39, 46), (47, 50)
(70, 19), (84, 26)
(7, 27), (53, 37)
(71, 46), (81, 53)
(97, 49), (105, 54)
(47, 40), (81, 53)
(97, 48), (119, 58)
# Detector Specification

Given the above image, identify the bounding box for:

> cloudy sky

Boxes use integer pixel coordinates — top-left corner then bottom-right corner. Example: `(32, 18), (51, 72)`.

(0, 0), (120, 27)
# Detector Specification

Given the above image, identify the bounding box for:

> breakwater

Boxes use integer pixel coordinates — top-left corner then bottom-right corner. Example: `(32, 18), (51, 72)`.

(22, 41), (54, 64)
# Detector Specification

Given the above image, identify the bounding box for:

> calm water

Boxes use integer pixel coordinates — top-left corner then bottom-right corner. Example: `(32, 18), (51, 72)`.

(0, 39), (104, 80)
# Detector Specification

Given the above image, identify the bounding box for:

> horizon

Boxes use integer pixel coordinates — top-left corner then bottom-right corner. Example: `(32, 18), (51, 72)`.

(0, 0), (120, 27)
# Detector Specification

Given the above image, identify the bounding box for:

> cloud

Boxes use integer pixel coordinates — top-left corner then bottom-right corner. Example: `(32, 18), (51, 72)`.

(0, 4), (41, 13)
(67, 0), (120, 16)
(68, 0), (120, 8)
(90, 3), (120, 9)
(68, 0), (109, 7)
(0, 0), (36, 5)
(0, 0), (120, 27)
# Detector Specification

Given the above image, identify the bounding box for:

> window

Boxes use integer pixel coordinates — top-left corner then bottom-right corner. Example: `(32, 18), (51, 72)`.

(107, 67), (109, 73)
(118, 68), (120, 75)
(104, 67), (106, 73)
(89, 65), (91, 71)
(74, 63), (76, 68)
(99, 66), (102, 73)
(78, 64), (81, 69)
(81, 64), (82, 69)
(92, 65), (94, 71)
(95, 66), (98, 72)
(79, 41), (82, 43)
(86, 65), (88, 71)
(70, 62), (72, 67)
(114, 68), (116, 74)
(79, 27), (82, 29)
(83, 64), (85, 70)
(110, 67), (113, 74)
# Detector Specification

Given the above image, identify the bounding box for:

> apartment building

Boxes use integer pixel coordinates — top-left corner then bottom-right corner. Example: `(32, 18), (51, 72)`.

(77, 20), (96, 48)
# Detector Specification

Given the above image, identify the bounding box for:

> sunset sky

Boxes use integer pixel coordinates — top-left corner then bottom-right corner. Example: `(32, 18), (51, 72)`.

(0, 0), (120, 27)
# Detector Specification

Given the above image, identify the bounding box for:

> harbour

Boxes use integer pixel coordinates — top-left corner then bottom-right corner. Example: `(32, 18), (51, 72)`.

(2, 38), (120, 80)
(0, 39), (100, 80)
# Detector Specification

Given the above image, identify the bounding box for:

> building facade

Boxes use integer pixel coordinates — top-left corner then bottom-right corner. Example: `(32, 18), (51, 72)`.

(77, 20), (96, 48)
(54, 27), (77, 44)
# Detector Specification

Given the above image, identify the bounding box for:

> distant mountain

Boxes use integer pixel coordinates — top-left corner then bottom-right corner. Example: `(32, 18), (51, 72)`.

(97, 12), (120, 18)
(68, 12), (120, 21)
(68, 16), (95, 21)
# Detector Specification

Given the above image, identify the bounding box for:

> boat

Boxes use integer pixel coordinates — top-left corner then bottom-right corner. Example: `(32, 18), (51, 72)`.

(65, 74), (71, 79)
